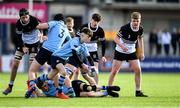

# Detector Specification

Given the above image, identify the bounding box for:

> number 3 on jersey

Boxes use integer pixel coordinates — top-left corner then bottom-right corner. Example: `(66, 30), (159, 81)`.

(58, 29), (65, 38)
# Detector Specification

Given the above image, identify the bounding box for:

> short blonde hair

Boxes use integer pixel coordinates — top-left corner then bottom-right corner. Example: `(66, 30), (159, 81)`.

(131, 12), (141, 19)
(65, 17), (74, 23)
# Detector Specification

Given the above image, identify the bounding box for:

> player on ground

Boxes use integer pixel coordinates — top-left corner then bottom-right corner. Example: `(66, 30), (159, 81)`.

(35, 78), (120, 97)
(3, 8), (41, 95)
(76, 13), (107, 84)
(26, 28), (94, 99)
(108, 12), (148, 97)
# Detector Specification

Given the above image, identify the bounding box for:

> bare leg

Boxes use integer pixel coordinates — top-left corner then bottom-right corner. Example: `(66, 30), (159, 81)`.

(129, 59), (147, 97)
(3, 51), (24, 95)
(108, 60), (122, 86)
(93, 62), (99, 84)
(28, 59), (42, 81)
(129, 60), (141, 91)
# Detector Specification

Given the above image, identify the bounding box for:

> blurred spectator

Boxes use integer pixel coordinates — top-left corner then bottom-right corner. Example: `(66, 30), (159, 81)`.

(157, 29), (163, 55)
(148, 29), (158, 56)
(162, 29), (171, 56)
(171, 28), (178, 55)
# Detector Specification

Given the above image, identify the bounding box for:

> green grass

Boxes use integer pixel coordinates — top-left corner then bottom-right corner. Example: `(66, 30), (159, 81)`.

(0, 72), (180, 108)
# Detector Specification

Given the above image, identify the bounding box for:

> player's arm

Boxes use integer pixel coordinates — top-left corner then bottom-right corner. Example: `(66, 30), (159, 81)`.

(137, 36), (145, 61)
(114, 28), (128, 52)
(99, 29), (106, 58)
(15, 22), (25, 49)
(72, 49), (84, 67)
(36, 23), (49, 29)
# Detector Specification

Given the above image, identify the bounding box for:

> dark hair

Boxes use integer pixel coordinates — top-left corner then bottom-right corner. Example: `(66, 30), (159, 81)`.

(53, 13), (65, 22)
(92, 13), (101, 22)
(19, 8), (29, 17)
(81, 27), (93, 37)
(36, 81), (44, 90)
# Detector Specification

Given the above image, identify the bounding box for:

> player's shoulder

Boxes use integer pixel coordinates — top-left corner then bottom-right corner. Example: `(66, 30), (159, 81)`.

(30, 15), (39, 21)
(121, 23), (130, 29)
(72, 37), (80, 42)
(98, 26), (104, 31)
(139, 25), (143, 31)
(16, 19), (21, 25)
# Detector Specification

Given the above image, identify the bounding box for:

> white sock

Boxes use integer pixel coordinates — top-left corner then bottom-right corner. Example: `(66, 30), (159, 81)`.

(9, 81), (14, 85)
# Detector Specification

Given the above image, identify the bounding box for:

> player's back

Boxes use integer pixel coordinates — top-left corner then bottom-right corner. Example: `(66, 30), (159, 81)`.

(52, 37), (79, 60)
(53, 37), (89, 61)
(42, 21), (71, 52)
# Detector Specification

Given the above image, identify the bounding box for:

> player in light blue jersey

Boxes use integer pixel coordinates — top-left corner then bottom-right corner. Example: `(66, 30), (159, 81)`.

(25, 13), (71, 98)
(42, 19), (71, 53)
(26, 28), (93, 99)
(34, 78), (120, 98)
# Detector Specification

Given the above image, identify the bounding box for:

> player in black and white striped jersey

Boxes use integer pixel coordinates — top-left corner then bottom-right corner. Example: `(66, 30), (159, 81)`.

(2, 8), (41, 95)
(108, 12), (148, 97)
(75, 13), (107, 84)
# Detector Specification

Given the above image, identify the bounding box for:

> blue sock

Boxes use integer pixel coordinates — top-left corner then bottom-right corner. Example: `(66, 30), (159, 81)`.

(68, 87), (74, 94)
(58, 76), (65, 93)
(103, 91), (108, 96)
(102, 86), (107, 90)
(38, 74), (49, 82)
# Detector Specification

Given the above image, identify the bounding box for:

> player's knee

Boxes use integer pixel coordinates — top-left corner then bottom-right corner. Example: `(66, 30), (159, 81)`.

(12, 60), (20, 69)
(133, 67), (141, 73)
(14, 54), (23, 61)
(111, 70), (118, 76)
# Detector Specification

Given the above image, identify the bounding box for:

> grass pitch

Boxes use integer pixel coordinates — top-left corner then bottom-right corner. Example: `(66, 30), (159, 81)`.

(0, 72), (180, 108)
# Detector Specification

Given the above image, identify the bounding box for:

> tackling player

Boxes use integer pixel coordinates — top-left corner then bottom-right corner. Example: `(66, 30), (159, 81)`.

(26, 28), (94, 99)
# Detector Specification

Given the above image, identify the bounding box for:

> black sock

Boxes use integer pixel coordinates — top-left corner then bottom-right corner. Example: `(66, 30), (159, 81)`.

(8, 84), (13, 89)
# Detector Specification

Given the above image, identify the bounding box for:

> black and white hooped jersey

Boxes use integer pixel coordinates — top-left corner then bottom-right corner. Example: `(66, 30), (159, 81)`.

(16, 15), (40, 44)
(115, 23), (143, 54)
(79, 23), (105, 52)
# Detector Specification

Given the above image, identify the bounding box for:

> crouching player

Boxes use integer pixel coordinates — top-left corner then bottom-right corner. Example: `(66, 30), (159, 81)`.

(25, 27), (95, 99)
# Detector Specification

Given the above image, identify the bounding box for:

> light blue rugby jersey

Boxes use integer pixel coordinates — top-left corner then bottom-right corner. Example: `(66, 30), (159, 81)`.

(42, 21), (71, 52)
(52, 37), (90, 61)
(42, 80), (68, 97)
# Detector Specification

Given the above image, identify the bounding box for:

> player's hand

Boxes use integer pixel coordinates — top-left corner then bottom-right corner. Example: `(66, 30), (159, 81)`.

(121, 45), (128, 52)
(139, 53), (145, 61)
(42, 36), (48, 41)
(23, 47), (29, 54)
(101, 56), (107, 62)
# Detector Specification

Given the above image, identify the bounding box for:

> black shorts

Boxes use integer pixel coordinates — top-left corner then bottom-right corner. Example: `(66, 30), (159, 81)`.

(35, 47), (53, 65)
(114, 50), (138, 61)
(89, 51), (99, 62)
(16, 42), (39, 53)
(67, 55), (88, 68)
(51, 56), (67, 69)
(71, 80), (84, 97)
